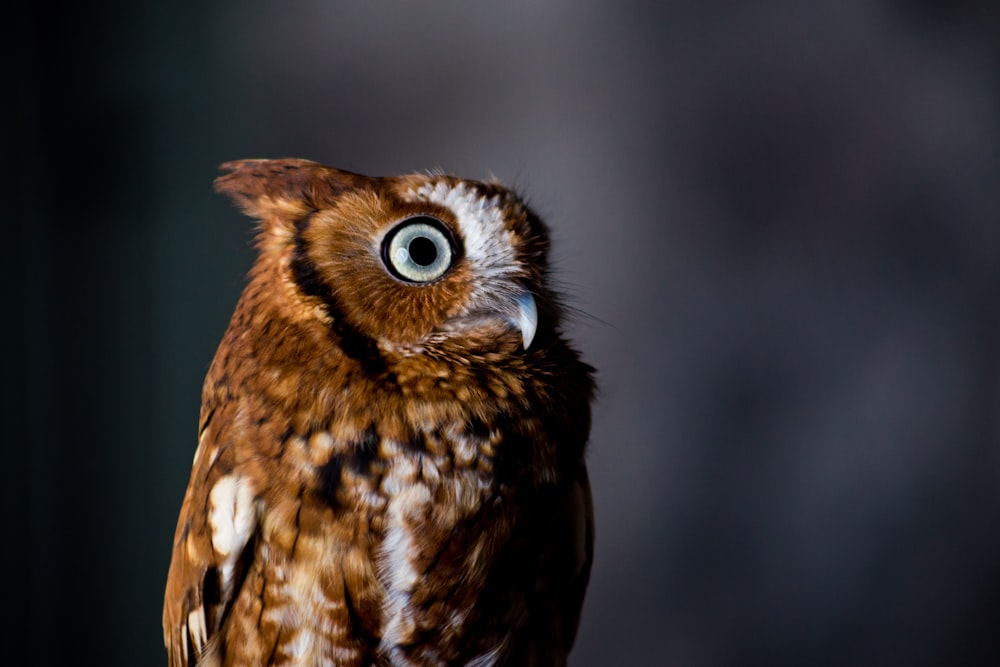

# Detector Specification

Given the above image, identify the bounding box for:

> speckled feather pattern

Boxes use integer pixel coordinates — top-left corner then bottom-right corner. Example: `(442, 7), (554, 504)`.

(163, 159), (594, 666)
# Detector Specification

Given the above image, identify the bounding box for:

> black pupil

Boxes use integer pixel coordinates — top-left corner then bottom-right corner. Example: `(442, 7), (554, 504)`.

(408, 236), (438, 266)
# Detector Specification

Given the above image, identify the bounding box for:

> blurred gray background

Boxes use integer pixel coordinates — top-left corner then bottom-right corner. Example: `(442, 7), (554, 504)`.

(10, 1), (1000, 665)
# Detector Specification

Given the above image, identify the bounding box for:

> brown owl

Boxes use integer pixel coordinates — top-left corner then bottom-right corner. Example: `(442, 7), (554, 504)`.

(163, 159), (595, 667)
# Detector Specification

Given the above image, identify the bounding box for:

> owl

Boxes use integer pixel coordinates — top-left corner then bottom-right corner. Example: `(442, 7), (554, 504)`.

(163, 158), (595, 667)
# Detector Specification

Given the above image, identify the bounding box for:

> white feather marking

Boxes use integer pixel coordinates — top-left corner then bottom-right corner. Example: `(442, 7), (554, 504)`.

(285, 629), (312, 661)
(207, 475), (255, 594)
(219, 561), (234, 596)
(377, 476), (433, 665)
(452, 431), (478, 467)
(308, 430), (334, 466)
(187, 606), (208, 654)
(208, 476), (237, 557)
(190, 424), (212, 466)
(379, 449), (419, 496)
(286, 563), (321, 662)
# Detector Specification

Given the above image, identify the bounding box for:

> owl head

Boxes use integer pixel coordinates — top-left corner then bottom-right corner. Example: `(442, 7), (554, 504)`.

(214, 159), (555, 358)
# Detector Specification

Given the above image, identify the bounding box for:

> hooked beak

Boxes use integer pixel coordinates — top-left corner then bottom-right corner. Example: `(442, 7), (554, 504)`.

(506, 291), (537, 350)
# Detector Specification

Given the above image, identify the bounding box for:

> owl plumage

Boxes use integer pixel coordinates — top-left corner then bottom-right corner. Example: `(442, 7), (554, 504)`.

(163, 159), (595, 667)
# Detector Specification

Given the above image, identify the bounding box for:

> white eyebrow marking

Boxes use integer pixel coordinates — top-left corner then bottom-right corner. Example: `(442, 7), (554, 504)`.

(407, 181), (519, 286)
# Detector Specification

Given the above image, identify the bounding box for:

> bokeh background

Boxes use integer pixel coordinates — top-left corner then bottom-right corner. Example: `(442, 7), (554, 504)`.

(10, 1), (999, 665)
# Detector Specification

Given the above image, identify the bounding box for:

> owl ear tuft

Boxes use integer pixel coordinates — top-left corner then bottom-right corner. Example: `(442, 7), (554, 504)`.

(214, 158), (371, 220)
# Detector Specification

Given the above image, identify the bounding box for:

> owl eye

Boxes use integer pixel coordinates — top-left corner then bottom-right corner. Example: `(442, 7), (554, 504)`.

(382, 216), (457, 283)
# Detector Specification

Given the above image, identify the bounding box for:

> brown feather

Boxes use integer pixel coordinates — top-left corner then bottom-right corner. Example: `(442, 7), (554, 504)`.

(163, 159), (595, 666)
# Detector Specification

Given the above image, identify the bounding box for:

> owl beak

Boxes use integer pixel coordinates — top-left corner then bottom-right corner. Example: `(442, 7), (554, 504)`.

(508, 292), (537, 350)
